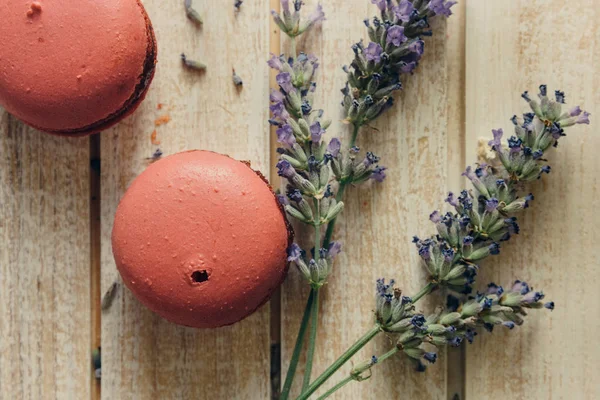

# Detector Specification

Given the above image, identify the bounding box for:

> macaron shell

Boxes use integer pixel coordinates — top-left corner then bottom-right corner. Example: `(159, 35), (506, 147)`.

(0, 0), (151, 132)
(112, 151), (291, 328)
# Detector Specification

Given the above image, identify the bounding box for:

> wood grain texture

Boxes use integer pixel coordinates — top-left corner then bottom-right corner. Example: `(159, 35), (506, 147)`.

(0, 113), (91, 399)
(99, 1), (272, 399)
(465, 1), (600, 399)
(279, 1), (465, 398)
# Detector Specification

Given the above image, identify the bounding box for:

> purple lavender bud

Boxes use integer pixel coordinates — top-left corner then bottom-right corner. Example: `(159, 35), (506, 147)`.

(522, 291), (544, 304)
(276, 72), (294, 93)
(544, 301), (555, 310)
(502, 321), (516, 329)
(485, 198), (499, 212)
(447, 336), (462, 347)
(445, 192), (458, 207)
(463, 235), (474, 245)
(364, 42), (384, 63)
(371, 166), (387, 182)
(532, 150), (543, 159)
(577, 111), (591, 124)
(481, 297), (493, 309)
(370, 0), (387, 11)
(512, 280), (530, 295)
(488, 242), (500, 255)
(305, 4), (325, 29)
(507, 136), (522, 153)
(267, 53), (284, 71)
(270, 89), (285, 103)
(280, 0), (290, 13)
(310, 122), (325, 143)
(464, 329), (477, 344)
(276, 124), (296, 147)
(459, 215), (471, 227)
(386, 25), (406, 47)
(276, 159), (296, 179)
(363, 18), (370, 27)
(541, 165), (551, 174)
(418, 244), (431, 260)
(521, 91), (531, 102)
(287, 243), (302, 262)
(539, 84), (547, 97)
(488, 128), (503, 150)
(392, 0), (415, 23)
(400, 61), (417, 73)
(442, 248), (455, 262)
(364, 151), (380, 166)
(428, 0), (457, 17)
(429, 210), (442, 223)
(411, 314), (426, 328)
(569, 106), (582, 117)
(423, 352), (438, 364)
(462, 166), (478, 181)
(287, 188), (303, 203)
(555, 90), (565, 104)
(277, 194), (289, 206)
(486, 282), (504, 297)
(328, 241), (342, 258)
(371, 355), (378, 364)
(408, 39), (425, 56)
(326, 138), (341, 157)
(270, 102), (289, 121)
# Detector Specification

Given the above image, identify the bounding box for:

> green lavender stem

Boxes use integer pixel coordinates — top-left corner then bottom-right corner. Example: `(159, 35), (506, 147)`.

(323, 124), (361, 247)
(302, 287), (320, 391)
(315, 376), (353, 400)
(281, 290), (315, 400)
(317, 347), (400, 400)
(411, 282), (436, 304)
(297, 324), (381, 400)
(296, 282), (432, 397)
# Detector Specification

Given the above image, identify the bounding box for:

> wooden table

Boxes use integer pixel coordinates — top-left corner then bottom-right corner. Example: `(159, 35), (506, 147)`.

(1, 1), (598, 399)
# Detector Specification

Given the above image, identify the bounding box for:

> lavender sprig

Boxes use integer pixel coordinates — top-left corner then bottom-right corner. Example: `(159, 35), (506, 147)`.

(300, 87), (589, 398)
(413, 85), (590, 296)
(342, 0), (456, 127)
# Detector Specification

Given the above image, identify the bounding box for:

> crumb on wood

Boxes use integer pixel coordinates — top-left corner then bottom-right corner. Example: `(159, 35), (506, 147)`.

(157, 103), (163, 110)
(150, 130), (161, 145)
(155, 115), (171, 127)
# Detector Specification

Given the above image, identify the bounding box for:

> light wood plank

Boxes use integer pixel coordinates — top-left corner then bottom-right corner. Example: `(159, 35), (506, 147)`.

(0, 113), (91, 399)
(100, 1), (273, 399)
(280, 1), (466, 398)
(465, 1), (600, 399)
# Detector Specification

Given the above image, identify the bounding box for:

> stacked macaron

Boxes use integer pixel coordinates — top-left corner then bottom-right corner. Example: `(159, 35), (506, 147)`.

(0, 0), (157, 136)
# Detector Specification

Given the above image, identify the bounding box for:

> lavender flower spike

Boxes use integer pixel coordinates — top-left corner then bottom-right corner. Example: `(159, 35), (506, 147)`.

(272, 0), (325, 37)
(342, 0), (457, 127)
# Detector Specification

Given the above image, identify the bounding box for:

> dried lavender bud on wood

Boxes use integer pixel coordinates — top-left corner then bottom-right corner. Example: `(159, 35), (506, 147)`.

(184, 0), (203, 24)
(181, 53), (206, 71)
(101, 280), (120, 311)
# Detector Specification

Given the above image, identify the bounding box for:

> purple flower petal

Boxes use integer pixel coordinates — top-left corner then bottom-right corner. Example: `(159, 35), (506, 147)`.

(276, 124), (296, 147)
(276, 72), (295, 93)
(326, 138), (341, 157)
(371, 166), (387, 182)
(267, 53), (285, 71)
(287, 243), (302, 262)
(371, 0), (387, 11)
(577, 111), (590, 124)
(364, 42), (383, 63)
(408, 39), (424, 56)
(270, 89), (285, 103)
(569, 106), (582, 117)
(270, 101), (289, 121)
(310, 122), (325, 143)
(386, 25), (406, 47)
(428, 0), (457, 17)
(392, 0), (415, 23)
(488, 128), (503, 150)
(327, 241), (342, 258)
(276, 159), (296, 179)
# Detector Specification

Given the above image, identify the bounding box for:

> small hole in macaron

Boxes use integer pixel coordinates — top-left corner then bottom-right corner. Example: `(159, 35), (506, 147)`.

(191, 270), (210, 283)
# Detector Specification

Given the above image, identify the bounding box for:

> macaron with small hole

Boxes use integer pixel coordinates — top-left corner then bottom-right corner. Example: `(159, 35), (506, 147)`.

(112, 150), (293, 328)
(0, 0), (157, 136)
